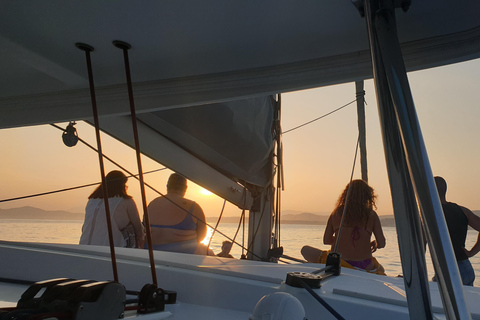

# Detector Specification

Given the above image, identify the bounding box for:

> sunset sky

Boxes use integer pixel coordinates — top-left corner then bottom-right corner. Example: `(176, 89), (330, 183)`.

(1, 58), (479, 219)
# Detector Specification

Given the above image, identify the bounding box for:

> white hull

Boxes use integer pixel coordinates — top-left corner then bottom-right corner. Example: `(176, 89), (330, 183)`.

(1, 241), (479, 319)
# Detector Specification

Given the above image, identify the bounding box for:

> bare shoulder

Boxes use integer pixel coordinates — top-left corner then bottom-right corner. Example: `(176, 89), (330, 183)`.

(147, 196), (163, 207)
(370, 210), (382, 227)
(460, 205), (475, 216)
(328, 211), (341, 226)
(368, 209), (380, 221)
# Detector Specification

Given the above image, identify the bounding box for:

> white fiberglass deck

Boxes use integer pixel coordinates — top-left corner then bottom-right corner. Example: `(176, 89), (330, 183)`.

(1, 241), (479, 319)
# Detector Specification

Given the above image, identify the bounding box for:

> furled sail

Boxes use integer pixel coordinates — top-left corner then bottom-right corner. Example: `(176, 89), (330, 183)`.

(98, 96), (277, 207)
(137, 96), (276, 188)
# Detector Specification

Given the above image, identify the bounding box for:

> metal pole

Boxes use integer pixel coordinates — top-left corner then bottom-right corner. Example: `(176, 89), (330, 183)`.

(113, 41), (157, 286)
(75, 43), (119, 282)
(364, 1), (470, 319)
(355, 81), (368, 183)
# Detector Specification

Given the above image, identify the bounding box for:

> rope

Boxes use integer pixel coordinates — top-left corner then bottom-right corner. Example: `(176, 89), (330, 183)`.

(297, 278), (346, 320)
(333, 134), (361, 253)
(0, 168), (165, 204)
(76, 43), (119, 283)
(114, 41), (157, 285)
(207, 199), (227, 248)
(282, 99), (356, 134)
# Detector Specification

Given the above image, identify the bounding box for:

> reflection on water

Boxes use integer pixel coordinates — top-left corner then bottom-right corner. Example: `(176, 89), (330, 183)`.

(0, 220), (479, 286)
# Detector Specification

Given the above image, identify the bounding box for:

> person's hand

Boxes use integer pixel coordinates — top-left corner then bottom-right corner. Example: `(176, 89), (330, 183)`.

(464, 247), (474, 258)
(137, 233), (146, 249)
(370, 240), (378, 253)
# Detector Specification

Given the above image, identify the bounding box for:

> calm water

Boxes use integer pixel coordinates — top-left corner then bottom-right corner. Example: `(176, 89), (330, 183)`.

(0, 220), (479, 286)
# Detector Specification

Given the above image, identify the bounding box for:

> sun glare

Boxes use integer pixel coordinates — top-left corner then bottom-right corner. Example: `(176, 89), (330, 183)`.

(200, 188), (213, 196)
(201, 227), (213, 245)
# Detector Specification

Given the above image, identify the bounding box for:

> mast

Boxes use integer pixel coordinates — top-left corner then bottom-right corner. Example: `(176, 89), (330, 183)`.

(247, 188), (274, 261)
(362, 0), (470, 318)
(355, 81), (368, 182)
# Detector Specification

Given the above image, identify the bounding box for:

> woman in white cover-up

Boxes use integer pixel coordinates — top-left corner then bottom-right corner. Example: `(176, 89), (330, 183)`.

(80, 170), (145, 248)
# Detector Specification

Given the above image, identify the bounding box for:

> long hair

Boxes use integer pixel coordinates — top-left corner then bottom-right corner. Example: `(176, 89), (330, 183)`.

(332, 179), (377, 225)
(88, 170), (131, 199)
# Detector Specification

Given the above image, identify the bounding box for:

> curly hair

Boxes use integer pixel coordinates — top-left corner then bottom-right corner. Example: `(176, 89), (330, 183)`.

(332, 179), (377, 226)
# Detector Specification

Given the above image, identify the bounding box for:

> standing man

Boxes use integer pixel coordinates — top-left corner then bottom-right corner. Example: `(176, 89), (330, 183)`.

(435, 176), (480, 286)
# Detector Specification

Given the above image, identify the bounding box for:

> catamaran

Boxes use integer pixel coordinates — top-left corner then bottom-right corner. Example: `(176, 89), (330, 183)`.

(1, 1), (480, 319)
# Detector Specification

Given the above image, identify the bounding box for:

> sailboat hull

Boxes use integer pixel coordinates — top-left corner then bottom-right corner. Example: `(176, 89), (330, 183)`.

(1, 241), (479, 319)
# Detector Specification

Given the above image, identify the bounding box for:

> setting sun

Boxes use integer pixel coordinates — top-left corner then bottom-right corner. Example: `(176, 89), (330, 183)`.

(200, 188), (213, 196)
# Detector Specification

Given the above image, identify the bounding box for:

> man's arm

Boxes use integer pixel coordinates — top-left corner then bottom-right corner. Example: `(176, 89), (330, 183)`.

(461, 206), (480, 231)
(465, 233), (480, 258)
(461, 206), (480, 258)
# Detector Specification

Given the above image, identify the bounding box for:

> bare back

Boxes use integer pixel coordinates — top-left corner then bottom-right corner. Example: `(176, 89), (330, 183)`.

(147, 193), (206, 245)
(324, 210), (385, 262)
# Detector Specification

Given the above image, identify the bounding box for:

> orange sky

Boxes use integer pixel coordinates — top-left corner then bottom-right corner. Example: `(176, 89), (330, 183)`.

(1, 59), (479, 219)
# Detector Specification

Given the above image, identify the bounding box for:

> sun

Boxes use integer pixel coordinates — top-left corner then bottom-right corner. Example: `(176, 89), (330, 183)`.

(199, 188), (213, 196)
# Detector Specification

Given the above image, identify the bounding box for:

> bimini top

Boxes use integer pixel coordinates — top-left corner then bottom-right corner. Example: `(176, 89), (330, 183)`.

(0, 1), (479, 129)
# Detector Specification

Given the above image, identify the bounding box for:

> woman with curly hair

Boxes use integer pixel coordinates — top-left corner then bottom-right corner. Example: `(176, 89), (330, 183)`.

(302, 179), (386, 274)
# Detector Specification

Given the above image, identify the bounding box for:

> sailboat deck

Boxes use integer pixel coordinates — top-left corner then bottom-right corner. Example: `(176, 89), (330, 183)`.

(1, 241), (479, 319)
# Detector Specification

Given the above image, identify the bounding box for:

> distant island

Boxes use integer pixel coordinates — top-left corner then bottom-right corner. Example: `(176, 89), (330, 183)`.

(2, 206), (478, 229)
(206, 211), (397, 227)
(0, 206), (84, 221)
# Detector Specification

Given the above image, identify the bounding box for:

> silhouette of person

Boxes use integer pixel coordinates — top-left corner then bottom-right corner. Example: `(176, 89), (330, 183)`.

(145, 173), (211, 254)
(302, 179), (386, 274)
(435, 176), (480, 286)
(80, 170), (145, 248)
(217, 241), (234, 258)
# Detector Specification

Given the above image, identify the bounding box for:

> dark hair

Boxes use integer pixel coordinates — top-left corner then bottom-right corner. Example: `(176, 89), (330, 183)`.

(332, 179), (377, 225)
(88, 170), (131, 199)
(167, 173), (187, 192)
(434, 176), (447, 199)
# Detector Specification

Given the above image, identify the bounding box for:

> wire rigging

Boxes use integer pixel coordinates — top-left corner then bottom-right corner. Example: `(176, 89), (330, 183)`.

(5, 94), (366, 262)
(333, 134), (361, 253)
(282, 99), (357, 134)
(207, 199), (227, 248)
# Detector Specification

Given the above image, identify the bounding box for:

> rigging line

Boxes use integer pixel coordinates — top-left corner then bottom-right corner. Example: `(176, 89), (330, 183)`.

(274, 169), (282, 248)
(76, 42), (119, 283)
(281, 254), (307, 263)
(52, 126), (263, 260)
(0, 167), (166, 204)
(207, 199), (227, 248)
(51, 122), (167, 189)
(114, 41), (157, 286)
(231, 209), (245, 245)
(51, 123), (261, 259)
(297, 278), (346, 320)
(226, 189), (247, 254)
(242, 205), (246, 258)
(218, 190), (246, 249)
(333, 133), (361, 253)
(0, 182), (99, 203)
(51, 123), (167, 176)
(282, 99), (357, 134)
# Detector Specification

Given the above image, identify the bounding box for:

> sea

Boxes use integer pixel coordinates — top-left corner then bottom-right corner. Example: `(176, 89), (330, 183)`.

(0, 220), (479, 287)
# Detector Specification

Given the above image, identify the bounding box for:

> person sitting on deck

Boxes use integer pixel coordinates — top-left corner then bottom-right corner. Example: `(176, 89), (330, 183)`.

(145, 173), (213, 255)
(217, 241), (234, 258)
(301, 179), (386, 275)
(80, 170), (145, 248)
